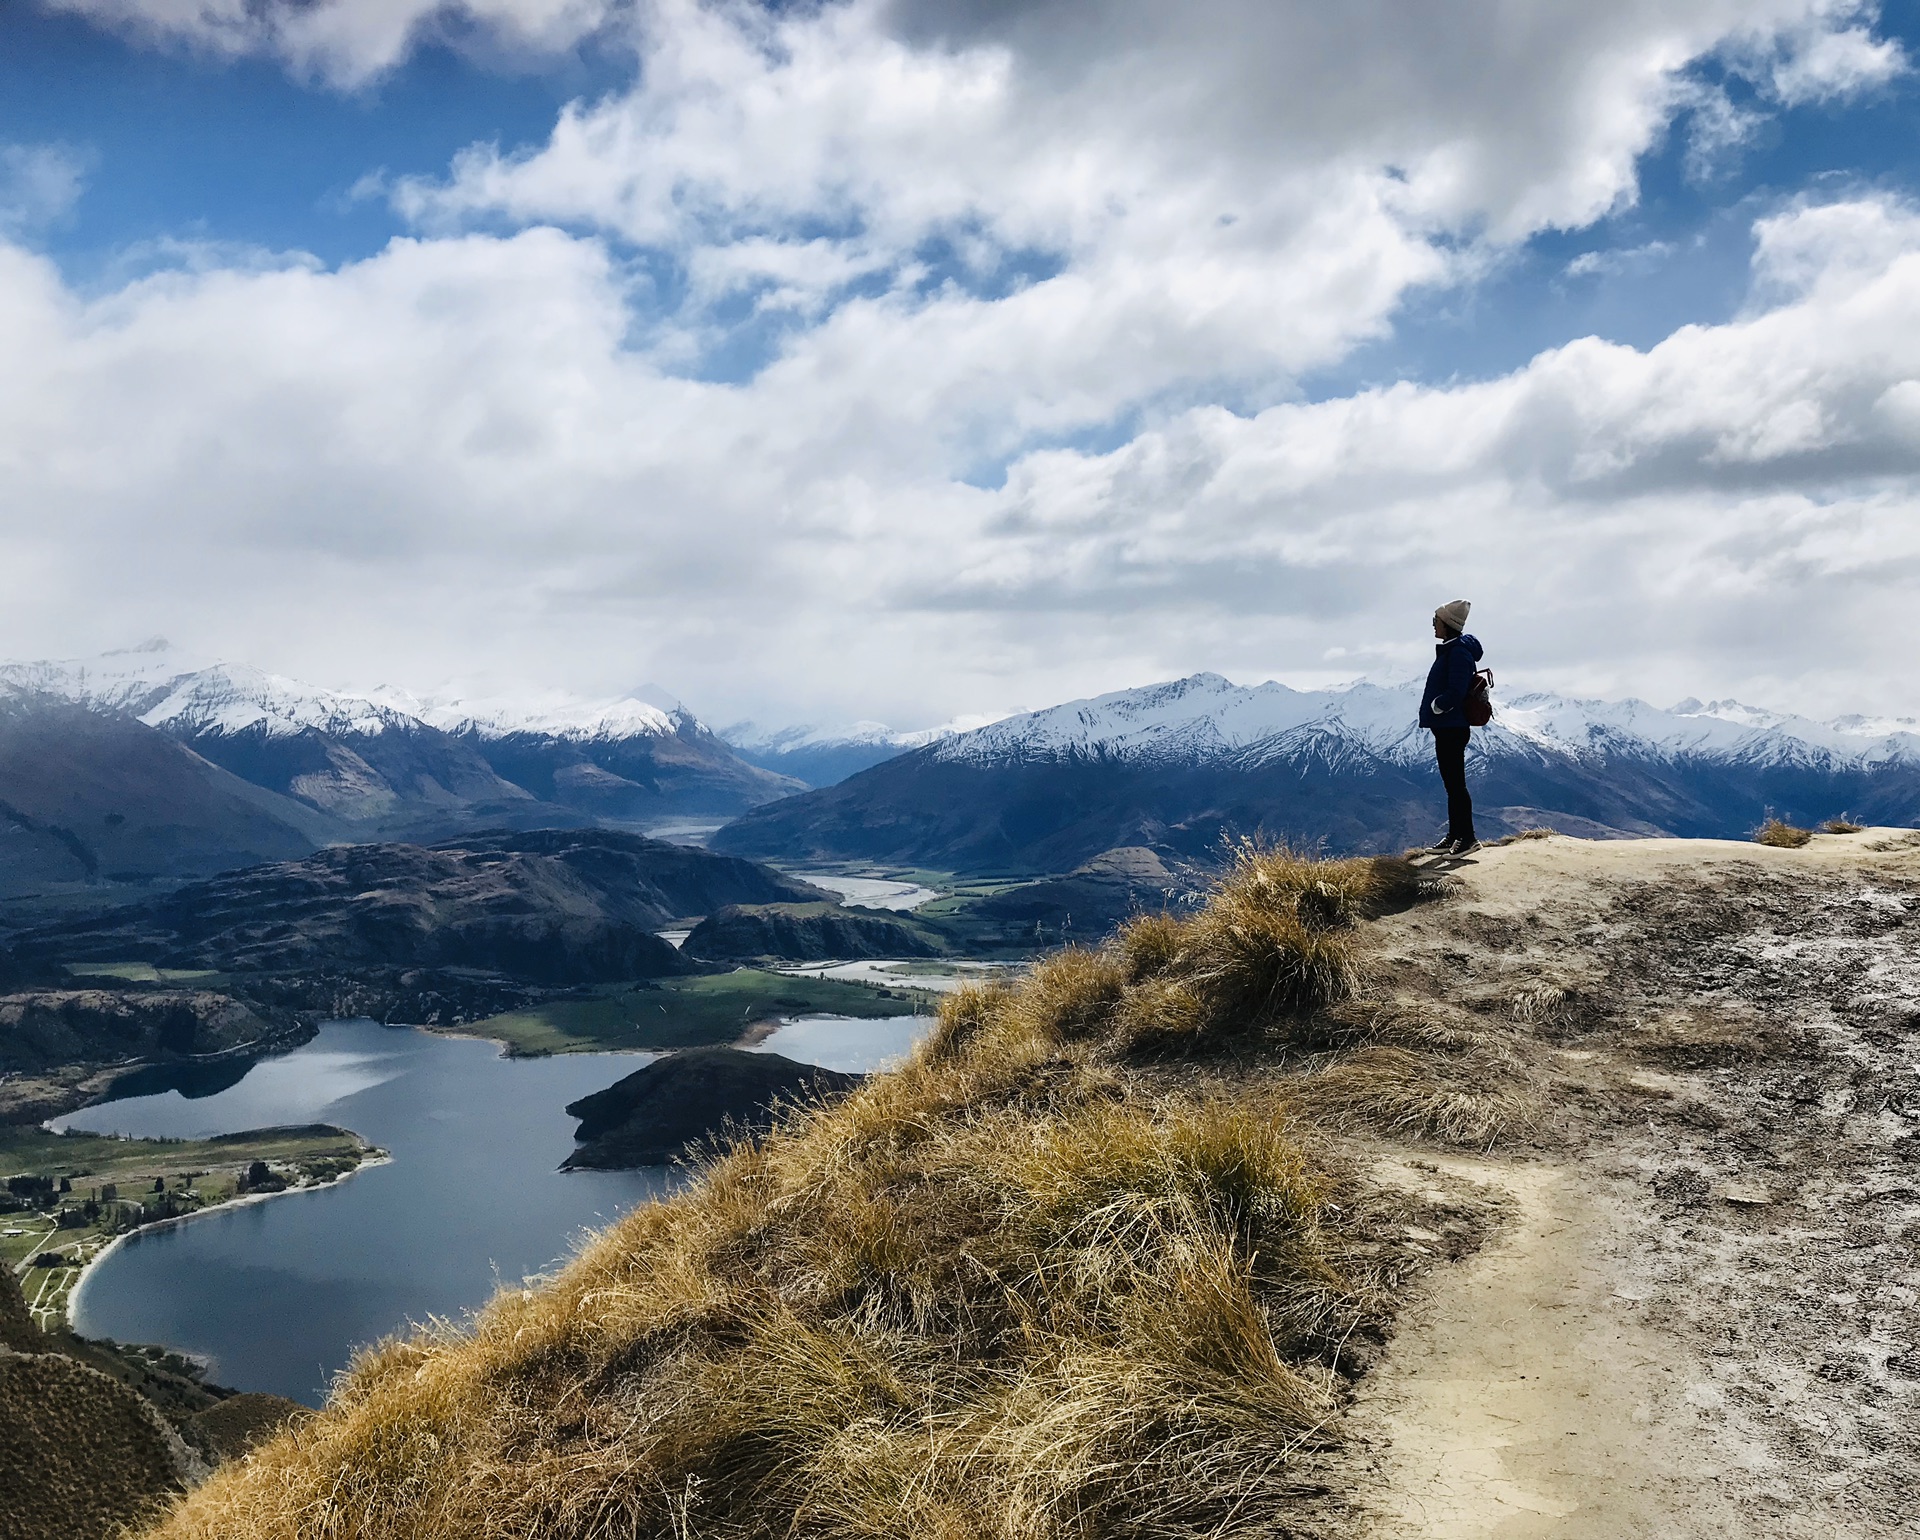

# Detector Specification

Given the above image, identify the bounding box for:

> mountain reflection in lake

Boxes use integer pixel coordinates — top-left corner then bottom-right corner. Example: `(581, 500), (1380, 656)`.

(61, 1021), (672, 1405)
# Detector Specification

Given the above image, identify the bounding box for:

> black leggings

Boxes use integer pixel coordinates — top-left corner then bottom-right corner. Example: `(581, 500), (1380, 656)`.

(1433, 727), (1475, 843)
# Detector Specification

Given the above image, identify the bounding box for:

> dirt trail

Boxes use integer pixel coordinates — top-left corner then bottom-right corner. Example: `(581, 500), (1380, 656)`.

(1333, 829), (1920, 1539)
(1352, 1159), (1750, 1538)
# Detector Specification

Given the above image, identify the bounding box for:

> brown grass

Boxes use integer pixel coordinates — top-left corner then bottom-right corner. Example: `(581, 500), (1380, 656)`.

(1753, 817), (1814, 848)
(1490, 827), (1556, 846)
(1296, 1000), (1539, 1146)
(1821, 817), (1865, 835)
(143, 845), (1469, 1540)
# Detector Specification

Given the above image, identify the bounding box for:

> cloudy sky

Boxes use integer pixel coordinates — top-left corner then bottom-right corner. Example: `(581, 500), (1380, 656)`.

(4, 0), (1920, 727)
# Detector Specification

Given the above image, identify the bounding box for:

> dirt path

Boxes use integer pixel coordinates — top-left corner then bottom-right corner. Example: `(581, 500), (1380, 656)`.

(1331, 829), (1920, 1539)
(1350, 1157), (1753, 1539)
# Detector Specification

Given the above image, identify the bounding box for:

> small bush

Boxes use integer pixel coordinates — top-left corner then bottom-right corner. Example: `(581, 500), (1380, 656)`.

(1822, 817), (1865, 834)
(1753, 817), (1813, 848)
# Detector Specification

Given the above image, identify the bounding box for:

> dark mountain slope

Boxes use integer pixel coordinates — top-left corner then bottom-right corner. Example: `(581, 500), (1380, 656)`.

(178, 718), (542, 831)
(711, 734), (1913, 874)
(0, 695), (326, 894)
(463, 714), (803, 821)
(13, 830), (820, 984)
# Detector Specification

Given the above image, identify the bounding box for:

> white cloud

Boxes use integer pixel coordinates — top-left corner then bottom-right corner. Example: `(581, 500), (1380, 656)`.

(4, 1), (1918, 725)
(4, 196), (1920, 725)
(41, 0), (622, 86)
(0, 143), (90, 235)
(1761, 4), (1907, 103)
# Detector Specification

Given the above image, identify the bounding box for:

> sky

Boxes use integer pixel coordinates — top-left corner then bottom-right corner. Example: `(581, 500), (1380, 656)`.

(4, 0), (1920, 729)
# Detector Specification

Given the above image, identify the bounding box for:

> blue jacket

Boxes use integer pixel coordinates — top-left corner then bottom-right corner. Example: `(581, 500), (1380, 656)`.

(1420, 633), (1483, 730)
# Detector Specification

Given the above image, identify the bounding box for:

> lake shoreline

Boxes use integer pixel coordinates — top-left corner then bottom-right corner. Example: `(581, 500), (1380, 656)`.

(65, 1148), (392, 1334)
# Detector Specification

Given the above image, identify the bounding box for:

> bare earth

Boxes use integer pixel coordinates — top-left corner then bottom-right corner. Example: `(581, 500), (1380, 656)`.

(1336, 830), (1920, 1540)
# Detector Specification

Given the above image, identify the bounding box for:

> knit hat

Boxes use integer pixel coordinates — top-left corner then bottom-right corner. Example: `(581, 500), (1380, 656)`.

(1434, 599), (1471, 634)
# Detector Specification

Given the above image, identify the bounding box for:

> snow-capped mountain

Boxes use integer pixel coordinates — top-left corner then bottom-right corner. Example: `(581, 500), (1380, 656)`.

(722, 716), (991, 787)
(0, 643), (796, 832)
(715, 672), (1920, 873)
(935, 672), (1920, 774)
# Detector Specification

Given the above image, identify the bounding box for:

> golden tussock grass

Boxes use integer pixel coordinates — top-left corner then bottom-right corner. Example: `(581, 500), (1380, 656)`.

(1821, 817), (1865, 835)
(1293, 1000), (1539, 1147)
(1753, 817), (1814, 848)
(144, 845), (1472, 1540)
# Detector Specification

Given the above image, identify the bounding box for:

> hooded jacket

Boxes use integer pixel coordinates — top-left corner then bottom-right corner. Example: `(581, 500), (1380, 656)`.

(1419, 633), (1483, 730)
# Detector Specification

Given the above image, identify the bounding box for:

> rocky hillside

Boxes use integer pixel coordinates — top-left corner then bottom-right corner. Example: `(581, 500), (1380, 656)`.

(682, 901), (944, 963)
(12, 829), (822, 984)
(1, 1263), (301, 1540)
(561, 1047), (862, 1169)
(0, 990), (290, 1075)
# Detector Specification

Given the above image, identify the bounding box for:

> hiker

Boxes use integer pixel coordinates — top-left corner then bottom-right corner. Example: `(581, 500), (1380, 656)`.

(1419, 599), (1483, 854)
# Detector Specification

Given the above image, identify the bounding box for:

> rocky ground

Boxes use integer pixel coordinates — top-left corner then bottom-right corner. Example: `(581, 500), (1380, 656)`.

(1327, 829), (1920, 1539)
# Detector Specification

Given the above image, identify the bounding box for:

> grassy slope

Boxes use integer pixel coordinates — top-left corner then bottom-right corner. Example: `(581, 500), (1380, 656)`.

(144, 846), (1534, 1540)
(462, 968), (931, 1054)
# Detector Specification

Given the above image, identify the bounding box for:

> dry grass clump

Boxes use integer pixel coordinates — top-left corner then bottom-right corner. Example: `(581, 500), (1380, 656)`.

(1097, 841), (1417, 1054)
(1822, 817), (1865, 834)
(1490, 827), (1555, 846)
(148, 848), (1410, 1540)
(1753, 817), (1813, 848)
(1295, 1000), (1538, 1146)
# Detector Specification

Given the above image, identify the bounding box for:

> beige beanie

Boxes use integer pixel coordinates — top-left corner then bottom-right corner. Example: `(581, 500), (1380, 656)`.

(1434, 599), (1471, 633)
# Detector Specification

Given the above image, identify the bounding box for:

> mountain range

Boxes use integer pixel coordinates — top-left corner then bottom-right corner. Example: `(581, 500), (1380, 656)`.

(0, 643), (799, 891)
(5, 645), (1917, 894)
(712, 672), (1920, 872)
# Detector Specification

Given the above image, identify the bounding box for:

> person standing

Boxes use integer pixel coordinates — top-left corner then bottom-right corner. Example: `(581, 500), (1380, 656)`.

(1419, 599), (1483, 854)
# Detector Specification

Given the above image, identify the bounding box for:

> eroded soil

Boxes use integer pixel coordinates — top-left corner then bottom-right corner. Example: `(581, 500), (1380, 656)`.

(1335, 832), (1920, 1539)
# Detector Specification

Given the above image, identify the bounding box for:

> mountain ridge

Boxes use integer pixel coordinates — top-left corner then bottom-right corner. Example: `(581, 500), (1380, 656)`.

(0, 645), (797, 841)
(713, 672), (1920, 871)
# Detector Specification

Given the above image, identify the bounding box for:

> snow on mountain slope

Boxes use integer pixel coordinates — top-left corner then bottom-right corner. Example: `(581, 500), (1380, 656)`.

(0, 640), (411, 740)
(723, 716), (992, 756)
(931, 673), (1920, 772)
(398, 691), (682, 742)
(2, 644), (702, 746)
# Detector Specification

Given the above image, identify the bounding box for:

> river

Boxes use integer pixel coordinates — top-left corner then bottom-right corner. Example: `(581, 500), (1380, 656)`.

(57, 1013), (931, 1404)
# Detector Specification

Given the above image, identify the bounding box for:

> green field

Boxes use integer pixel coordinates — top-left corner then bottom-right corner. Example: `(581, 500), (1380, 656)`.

(63, 961), (231, 986)
(3, 1124), (377, 1329)
(464, 969), (932, 1055)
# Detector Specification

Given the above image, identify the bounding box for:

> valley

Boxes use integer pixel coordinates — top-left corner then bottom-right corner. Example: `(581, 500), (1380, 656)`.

(6, 649), (1920, 1539)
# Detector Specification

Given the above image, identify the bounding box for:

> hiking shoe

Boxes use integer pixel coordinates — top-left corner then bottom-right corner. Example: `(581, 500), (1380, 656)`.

(1427, 833), (1457, 852)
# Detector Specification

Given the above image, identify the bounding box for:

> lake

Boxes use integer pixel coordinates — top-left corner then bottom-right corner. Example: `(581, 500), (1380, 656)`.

(793, 871), (940, 911)
(59, 1012), (931, 1404)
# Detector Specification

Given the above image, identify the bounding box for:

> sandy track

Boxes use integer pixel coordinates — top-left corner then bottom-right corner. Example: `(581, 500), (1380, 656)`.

(1333, 830), (1920, 1539)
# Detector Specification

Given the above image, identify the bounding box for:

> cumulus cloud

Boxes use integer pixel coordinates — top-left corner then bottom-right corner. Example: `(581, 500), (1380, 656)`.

(40, 0), (623, 86)
(0, 143), (90, 235)
(5, 195), (1920, 723)
(4, 0), (1918, 724)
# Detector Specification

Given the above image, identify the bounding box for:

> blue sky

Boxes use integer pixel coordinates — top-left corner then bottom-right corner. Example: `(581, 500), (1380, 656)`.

(4, 1), (1920, 724)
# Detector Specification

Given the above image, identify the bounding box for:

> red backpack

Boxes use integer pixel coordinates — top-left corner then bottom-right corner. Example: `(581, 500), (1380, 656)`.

(1466, 668), (1494, 727)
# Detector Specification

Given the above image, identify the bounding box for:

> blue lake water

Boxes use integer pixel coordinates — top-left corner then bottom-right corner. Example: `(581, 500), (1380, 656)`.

(748, 1012), (931, 1072)
(58, 1012), (932, 1403)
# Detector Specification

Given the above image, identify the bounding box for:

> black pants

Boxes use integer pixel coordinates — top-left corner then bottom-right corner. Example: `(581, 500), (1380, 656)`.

(1433, 727), (1475, 844)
